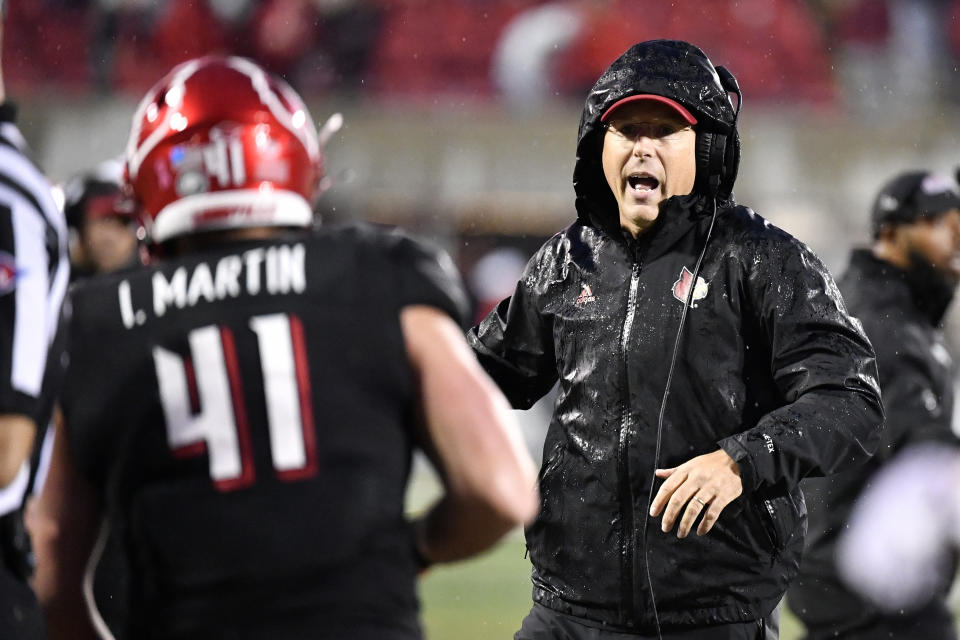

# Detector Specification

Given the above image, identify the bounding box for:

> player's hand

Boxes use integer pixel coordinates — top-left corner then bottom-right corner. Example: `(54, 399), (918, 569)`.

(649, 449), (742, 539)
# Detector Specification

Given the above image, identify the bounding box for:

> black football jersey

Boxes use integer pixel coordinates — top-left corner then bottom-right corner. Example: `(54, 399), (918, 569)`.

(60, 224), (468, 639)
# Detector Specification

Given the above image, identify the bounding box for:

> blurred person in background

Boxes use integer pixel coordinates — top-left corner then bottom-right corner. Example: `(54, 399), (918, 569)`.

(61, 159), (140, 280)
(836, 443), (960, 626)
(469, 39), (883, 640)
(0, 3), (70, 638)
(23, 158), (140, 637)
(467, 245), (528, 326)
(788, 170), (960, 640)
(31, 55), (537, 640)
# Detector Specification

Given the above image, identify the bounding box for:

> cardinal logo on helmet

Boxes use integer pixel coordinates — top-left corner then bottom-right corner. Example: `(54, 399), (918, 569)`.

(672, 267), (708, 307)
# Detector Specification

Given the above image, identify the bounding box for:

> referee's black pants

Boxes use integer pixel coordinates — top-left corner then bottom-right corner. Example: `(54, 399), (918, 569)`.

(516, 603), (779, 640)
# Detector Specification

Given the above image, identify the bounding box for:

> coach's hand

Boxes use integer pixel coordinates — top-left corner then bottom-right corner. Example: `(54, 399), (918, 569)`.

(649, 449), (742, 539)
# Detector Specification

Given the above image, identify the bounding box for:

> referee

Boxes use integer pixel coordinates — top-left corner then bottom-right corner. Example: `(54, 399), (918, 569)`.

(0, 6), (70, 638)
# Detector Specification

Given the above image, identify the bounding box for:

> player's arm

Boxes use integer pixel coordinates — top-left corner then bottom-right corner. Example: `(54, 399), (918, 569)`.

(29, 419), (101, 640)
(402, 305), (538, 565)
(0, 414), (33, 487)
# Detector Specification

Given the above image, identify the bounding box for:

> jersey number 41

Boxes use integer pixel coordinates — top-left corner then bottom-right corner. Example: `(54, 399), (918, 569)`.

(152, 313), (317, 491)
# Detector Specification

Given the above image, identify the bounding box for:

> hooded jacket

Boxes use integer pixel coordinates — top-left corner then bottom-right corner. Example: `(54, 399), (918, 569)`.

(468, 40), (883, 630)
(788, 249), (959, 636)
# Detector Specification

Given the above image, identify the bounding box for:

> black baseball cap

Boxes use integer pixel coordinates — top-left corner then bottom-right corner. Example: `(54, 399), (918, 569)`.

(872, 171), (960, 237)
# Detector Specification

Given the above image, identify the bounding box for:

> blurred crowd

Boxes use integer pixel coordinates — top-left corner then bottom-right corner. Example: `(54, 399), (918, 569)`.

(5, 5), (960, 635)
(6, 0), (960, 115)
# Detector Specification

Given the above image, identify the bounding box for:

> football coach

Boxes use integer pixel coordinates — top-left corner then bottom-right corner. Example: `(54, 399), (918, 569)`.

(469, 39), (883, 640)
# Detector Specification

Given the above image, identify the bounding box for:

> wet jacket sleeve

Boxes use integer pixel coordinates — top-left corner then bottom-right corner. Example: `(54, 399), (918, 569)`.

(719, 238), (884, 492)
(467, 250), (558, 410)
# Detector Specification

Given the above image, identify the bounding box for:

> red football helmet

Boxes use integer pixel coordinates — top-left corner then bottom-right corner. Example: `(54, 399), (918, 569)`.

(124, 56), (323, 244)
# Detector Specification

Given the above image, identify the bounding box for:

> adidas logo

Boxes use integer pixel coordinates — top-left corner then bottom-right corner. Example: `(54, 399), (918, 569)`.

(575, 284), (596, 305)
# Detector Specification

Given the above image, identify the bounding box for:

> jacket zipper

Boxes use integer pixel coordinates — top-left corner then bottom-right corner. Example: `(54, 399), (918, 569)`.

(617, 257), (641, 621)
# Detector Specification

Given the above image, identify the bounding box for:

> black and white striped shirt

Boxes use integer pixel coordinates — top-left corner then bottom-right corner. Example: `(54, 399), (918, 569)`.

(0, 104), (69, 429)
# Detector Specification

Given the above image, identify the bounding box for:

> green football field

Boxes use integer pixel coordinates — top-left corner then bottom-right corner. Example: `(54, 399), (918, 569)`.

(409, 464), (805, 639)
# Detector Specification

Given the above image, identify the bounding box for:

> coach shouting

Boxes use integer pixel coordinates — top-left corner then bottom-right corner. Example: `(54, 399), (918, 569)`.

(469, 39), (883, 639)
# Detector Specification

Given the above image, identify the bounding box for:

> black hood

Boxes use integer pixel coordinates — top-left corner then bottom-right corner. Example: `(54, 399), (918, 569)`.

(573, 40), (738, 232)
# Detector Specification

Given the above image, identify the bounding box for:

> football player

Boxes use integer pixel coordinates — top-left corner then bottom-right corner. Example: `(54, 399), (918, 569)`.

(32, 56), (537, 640)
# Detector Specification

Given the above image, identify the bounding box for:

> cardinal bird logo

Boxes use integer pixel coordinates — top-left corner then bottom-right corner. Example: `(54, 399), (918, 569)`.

(672, 267), (708, 308)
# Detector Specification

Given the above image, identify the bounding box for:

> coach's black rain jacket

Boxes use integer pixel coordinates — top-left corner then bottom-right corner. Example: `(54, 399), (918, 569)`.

(468, 44), (883, 631)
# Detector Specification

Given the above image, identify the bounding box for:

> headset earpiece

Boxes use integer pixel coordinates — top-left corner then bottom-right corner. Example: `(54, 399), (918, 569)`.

(694, 65), (742, 200)
(695, 130), (728, 197)
(719, 129), (740, 199)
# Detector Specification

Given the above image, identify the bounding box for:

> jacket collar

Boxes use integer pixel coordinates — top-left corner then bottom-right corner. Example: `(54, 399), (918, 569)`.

(592, 193), (707, 262)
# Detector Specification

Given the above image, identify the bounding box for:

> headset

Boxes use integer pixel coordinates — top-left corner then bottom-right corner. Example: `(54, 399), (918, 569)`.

(641, 65), (743, 640)
(694, 66), (742, 202)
